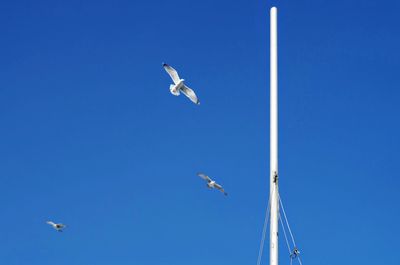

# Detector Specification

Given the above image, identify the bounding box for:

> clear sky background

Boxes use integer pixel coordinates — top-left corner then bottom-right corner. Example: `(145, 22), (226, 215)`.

(1, 0), (399, 264)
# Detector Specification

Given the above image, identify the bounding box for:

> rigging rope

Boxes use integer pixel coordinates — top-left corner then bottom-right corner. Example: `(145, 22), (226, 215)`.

(279, 194), (303, 265)
(279, 210), (296, 265)
(256, 185), (274, 265)
(256, 187), (303, 265)
(278, 194), (296, 247)
(279, 210), (292, 256)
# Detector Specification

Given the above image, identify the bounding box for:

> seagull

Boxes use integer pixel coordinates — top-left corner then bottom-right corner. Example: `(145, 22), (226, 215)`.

(197, 173), (228, 196)
(162, 63), (200, 105)
(46, 221), (66, 232)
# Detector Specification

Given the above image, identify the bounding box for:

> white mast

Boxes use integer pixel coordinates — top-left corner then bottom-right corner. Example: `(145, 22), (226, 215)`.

(270, 6), (279, 265)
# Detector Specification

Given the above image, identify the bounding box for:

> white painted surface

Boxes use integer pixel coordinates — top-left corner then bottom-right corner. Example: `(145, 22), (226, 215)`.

(269, 6), (279, 265)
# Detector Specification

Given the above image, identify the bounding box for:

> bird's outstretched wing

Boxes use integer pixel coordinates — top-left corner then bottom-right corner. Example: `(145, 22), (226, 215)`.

(181, 84), (200, 105)
(197, 173), (211, 182)
(214, 183), (228, 196)
(163, 63), (181, 84)
(46, 221), (55, 226)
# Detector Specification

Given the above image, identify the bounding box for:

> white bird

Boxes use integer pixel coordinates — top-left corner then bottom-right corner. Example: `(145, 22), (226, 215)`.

(46, 221), (66, 232)
(197, 173), (228, 196)
(163, 63), (200, 105)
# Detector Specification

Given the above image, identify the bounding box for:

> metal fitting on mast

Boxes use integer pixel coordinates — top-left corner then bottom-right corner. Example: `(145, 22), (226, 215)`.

(273, 171), (278, 183)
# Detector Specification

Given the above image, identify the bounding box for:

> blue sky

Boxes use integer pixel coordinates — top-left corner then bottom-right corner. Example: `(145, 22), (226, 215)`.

(1, 0), (400, 264)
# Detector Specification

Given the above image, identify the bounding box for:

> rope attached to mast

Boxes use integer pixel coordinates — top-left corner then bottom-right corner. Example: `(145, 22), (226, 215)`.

(256, 185), (275, 265)
(256, 186), (304, 265)
(278, 194), (303, 265)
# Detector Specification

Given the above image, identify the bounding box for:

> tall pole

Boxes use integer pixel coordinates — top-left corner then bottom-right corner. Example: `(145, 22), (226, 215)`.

(270, 6), (279, 265)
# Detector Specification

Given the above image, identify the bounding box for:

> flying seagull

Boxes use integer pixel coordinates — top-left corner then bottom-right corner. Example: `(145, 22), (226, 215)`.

(197, 173), (228, 196)
(162, 63), (200, 105)
(46, 221), (66, 232)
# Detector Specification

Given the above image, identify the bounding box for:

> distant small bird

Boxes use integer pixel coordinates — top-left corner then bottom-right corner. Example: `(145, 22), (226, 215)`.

(197, 173), (228, 196)
(162, 63), (200, 105)
(46, 221), (66, 232)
